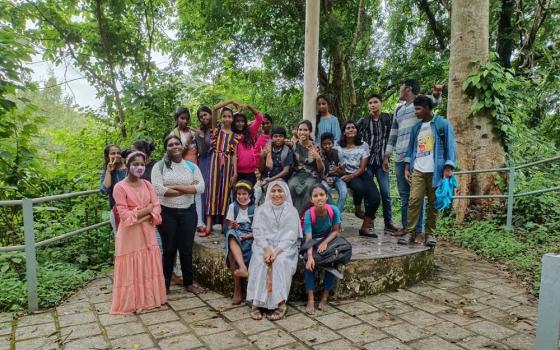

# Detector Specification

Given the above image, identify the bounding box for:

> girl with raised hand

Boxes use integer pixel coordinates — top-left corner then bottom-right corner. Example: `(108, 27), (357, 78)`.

(232, 104), (263, 186)
(111, 151), (166, 314)
(302, 184), (342, 315)
(315, 94), (341, 145)
(288, 120), (325, 214)
(100, 144), (128, 233)
(247, 180), (301, 321)
(337, 121), (381, 237)
(224, 180), (255, 304)
(151, 135), (205, 295)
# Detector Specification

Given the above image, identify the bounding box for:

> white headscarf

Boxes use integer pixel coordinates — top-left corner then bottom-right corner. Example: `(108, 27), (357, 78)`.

(263, 179), (293, 207)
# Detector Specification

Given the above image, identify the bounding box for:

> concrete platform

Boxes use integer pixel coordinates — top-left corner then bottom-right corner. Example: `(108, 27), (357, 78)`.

(192, 213), (434, 300)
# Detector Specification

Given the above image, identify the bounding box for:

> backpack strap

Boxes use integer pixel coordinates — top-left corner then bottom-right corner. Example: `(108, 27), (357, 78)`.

(183, 160), (195, 173)
(310, 204), (335, 226)
(234, 203), (255, 222)
(280, 145), (289, 164)
(233, 202), (240, 221)
(158, 160), (164, 176)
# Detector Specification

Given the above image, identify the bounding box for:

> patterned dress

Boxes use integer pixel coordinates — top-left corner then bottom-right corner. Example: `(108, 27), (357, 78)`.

(206, 126), (238, 216)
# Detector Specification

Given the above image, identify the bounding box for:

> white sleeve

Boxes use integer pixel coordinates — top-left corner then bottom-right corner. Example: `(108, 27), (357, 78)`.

(225, 203), (235, 221)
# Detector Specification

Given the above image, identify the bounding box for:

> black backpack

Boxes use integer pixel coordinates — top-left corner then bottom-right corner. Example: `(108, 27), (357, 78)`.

(300, 236), (352, 268)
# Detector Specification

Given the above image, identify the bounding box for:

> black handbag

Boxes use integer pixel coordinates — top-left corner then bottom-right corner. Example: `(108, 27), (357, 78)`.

(300, 236), (352, 268)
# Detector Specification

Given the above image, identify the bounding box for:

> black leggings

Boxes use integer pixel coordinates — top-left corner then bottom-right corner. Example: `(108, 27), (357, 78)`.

(347, 172), (381, 218)
(158, 205), (197, 289)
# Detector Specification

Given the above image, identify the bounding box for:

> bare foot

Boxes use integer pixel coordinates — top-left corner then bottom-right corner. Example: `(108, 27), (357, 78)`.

(184, 284), (203, 295)
(233, 268), (248, 278)
(318, 300), (328, 311)
(232, 295), (243, 305)
(305, 302), (315, 315)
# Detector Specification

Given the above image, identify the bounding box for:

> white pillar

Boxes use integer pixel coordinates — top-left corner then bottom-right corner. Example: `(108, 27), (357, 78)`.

(303, 0), (320, 130)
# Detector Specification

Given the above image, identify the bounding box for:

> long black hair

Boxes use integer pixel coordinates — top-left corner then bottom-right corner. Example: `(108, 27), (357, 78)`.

(132, 140), (155, 157)
(174, 107), (191, 128)
(103, 144), (120, 170)
(315, 93), (333, 137)
(233, 112), (254, 147)
(162, 134), (182, 169)
(338, 120), (364, 148)
(196, 106), (212, 132)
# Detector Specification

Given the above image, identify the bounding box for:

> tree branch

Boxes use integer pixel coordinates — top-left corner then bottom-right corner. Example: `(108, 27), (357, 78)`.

(417, 0), (447, 51)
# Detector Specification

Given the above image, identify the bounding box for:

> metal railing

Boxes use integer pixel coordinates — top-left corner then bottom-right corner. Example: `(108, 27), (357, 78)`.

(0, 190), (110, 311)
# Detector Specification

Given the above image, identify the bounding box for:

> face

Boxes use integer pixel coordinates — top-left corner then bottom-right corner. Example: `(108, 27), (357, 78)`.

(272, 134), (285, 147)
(166, 138), (183, 158)
(367, 97), (382, 114)
(236, 188), (250, 204)
(317, 98), (329, 114)
(311, 187), (328, 207)
(414, 105), (430, 119)
(343, 123), (358, 139)
(222, 110), (233, 127)
(108, 147), (122, 164)
(128, 156), (146, 178)
(262, 118), (272, 134)
(321, 139), (333, 153)
(399, 84), (409, 100)
(198, 111), (211, 126)
(269, 185), (285, 206)
(297, 123), (310, 141)
(177, 113), (189, 129)
(234, 115), (245, 132)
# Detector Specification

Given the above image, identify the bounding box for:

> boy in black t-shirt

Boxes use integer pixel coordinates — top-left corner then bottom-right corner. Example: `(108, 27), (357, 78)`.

(320, 132), (347, 211)
(258, 126), (294, 189)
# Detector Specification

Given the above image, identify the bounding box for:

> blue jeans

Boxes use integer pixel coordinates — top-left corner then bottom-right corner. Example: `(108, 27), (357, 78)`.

(368, 165), (393, 226)
(322, 177), (347, 212)
(304, 269), (336, 292)
(395, 162), (424, 233)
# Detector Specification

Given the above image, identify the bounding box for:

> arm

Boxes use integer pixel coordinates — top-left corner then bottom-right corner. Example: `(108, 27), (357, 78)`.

(246, 107), (263, 139)
(101, 169), (113, 193)
(332, 118), (342, 144)
(113, 184), (142, 227)
(147, 182), (162, 225)
(231, 154), (238, 186)
(150, 162), (184, 198)
(100, 170), (109, 193)
(384, 115), (399, 159)
(342, 157), (368, 182)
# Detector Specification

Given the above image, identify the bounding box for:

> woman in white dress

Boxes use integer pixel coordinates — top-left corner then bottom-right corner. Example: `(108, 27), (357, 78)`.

(246, 179), (301, 321)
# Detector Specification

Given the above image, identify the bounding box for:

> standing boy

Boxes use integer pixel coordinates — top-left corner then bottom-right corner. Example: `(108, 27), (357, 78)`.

(319, 132), (347, 211)
(399, 95), (456, 247)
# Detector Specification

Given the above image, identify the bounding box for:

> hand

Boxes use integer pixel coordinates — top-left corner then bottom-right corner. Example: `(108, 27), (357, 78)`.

(261, 178), (269, 187)
(107, 157), (115, 171)
(382, 157), (390, 173)
(145, 203), (154, 212)
(192, 180), (199, 185)
(305, 256), (315, 272)
(269, 251), (277, 263)
(307, 145), (321, 160)
(263, 247), (273, 263)
(317, 241), (328, 254)
(230, 175), (237, 189)
(229, 221), (239, 229)
(443, 166), (453, 179)
(405, 168), (412, 184)
(341, 174), (352, 183)
(326, 177), (334, 186)
(240, 233), (252, 241)
(232, 100), (242, 111)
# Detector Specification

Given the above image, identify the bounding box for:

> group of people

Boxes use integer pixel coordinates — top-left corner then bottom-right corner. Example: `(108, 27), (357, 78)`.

(100, 79), (457, 319)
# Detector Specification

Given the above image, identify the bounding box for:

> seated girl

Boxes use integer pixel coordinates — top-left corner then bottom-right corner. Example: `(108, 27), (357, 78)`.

(302, 184), (342, 315)
(224, 181), (255, 304)
(246, 180), (301, 321)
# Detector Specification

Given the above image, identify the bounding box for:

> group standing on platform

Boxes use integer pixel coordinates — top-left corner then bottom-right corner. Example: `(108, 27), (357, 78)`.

(100, 79), (456, 318)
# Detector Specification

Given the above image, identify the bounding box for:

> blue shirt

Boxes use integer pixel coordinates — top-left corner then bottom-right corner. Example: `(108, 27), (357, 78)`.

(316, 115), (342, 144)
(404, 116), (456, 188)
(303, 205), (342, 239)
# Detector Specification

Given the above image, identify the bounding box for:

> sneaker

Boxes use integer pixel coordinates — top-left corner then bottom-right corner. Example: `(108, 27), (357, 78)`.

(425, 235), (437, 247)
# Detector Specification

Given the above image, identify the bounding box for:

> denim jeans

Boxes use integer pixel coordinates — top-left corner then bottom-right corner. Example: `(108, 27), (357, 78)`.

(395, 162), (424, 233)
(322, 176), (347, 212)
(368, 165), (393, 226)
(304, 269), (336, 292)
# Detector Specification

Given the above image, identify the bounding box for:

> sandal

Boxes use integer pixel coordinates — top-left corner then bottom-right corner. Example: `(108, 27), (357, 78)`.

(268, 303), (288, 321)
(250, 307), (263, 320)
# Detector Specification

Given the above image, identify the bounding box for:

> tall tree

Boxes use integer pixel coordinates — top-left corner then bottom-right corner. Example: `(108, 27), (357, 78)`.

(447, 0), (506, 222)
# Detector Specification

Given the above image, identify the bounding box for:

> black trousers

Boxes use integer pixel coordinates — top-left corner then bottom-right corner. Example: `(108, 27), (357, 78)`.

(347, 171), (381, 218)
(237, 172), (257, 186)
(158, 205), (197, 289)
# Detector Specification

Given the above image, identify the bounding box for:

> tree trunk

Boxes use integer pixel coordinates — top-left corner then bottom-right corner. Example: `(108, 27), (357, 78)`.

(496, 0), (515, 68)
(447, 0), (506, 223)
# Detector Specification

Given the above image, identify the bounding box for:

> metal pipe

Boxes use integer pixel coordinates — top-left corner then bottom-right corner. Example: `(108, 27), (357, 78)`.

(515, 155), (560, 170)
(22, 199), (38, 312)
(452, 194), (508, 199)
(506, 167), (515, 230)
(455, 167), (509, 175)
(31, 190), (99, 204)
(0, 199), (23, 207)
(514, 186), (560, 198)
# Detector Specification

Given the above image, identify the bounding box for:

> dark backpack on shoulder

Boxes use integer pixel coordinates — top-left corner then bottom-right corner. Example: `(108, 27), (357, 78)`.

(300, 236), (352, 268)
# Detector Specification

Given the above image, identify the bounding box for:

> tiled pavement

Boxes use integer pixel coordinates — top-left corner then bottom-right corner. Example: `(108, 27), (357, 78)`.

(1, 241), (537, 350)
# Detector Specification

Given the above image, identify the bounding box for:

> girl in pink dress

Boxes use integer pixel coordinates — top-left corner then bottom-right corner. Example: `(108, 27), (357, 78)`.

(110, 151), (167, 314)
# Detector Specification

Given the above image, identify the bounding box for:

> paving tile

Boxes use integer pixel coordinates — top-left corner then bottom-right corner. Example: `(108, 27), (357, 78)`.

(168, 297), (206, 311)
(475, 307), (516, 325)
(485, 284), (525, 298)
(198, 291), (226, 301)
(407, 299), (451, 314)
(60, 322), (102, 341)
(158, 333), (204, 350)
(387, 289), (425, 302)
(466, 320), (517, 340)
(16, 313), (54, 327)
(206, 297), (244, 312)
(248, 328), (297, 349)
(99, 313), (137, 326)
(334, 301), (378, 316)
(111, 333), (154, 349)
(0, 313), (13, 323)
(376, 300), (415, 315)
(14, 337), (59, 350)
(426, 279), (461, 290)
(399, 310), (444, 327)
(148, 320), (189, 339)
(292, 325), (340, 346)
(139, 309), (179, 325)
(448, 286), (489, 300)
(507, 304), (537, 320)
(275, 344), (309, 350)
(425, 321), (474, 341)
(312, 338), (353, 349)
(57, 311), (96, 328)
(409, 335), (464, 350)
(454, 335), (508, 350)
(382, 322), (431, 342)
(477, 294), (522, 310)
(0, 337), (9, 350)
(64, 335), (109, 350)
(406, 283), (437, 294)
(0, 321), (12, 336)
(200, 329), (249, 350)
(220, 306), (251, 321)
(93, 301), (112, 314)
(56, 301), (91, 315)
(179, 306), (221, 322)
(500, 332), (534, 350)
(316, 311), (362, 330)
(15, 323), (56, 341)
(358, 311), (402, 328)
(276, 313), (317, 332)
(190, 317), (232, 336)
(233, 317), (276, 335)
(363, 337), (413, 350)
(361, 294), (393, 305)
(338, 323), (387, 343)
(105, 321), (146, 339)
(420, 289), (463, 304)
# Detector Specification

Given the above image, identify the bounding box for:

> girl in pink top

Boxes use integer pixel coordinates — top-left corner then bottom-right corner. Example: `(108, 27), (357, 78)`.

(233, 104), (263, 185)
(253, 114), (272, 166)
(110, 151), (166, 314)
